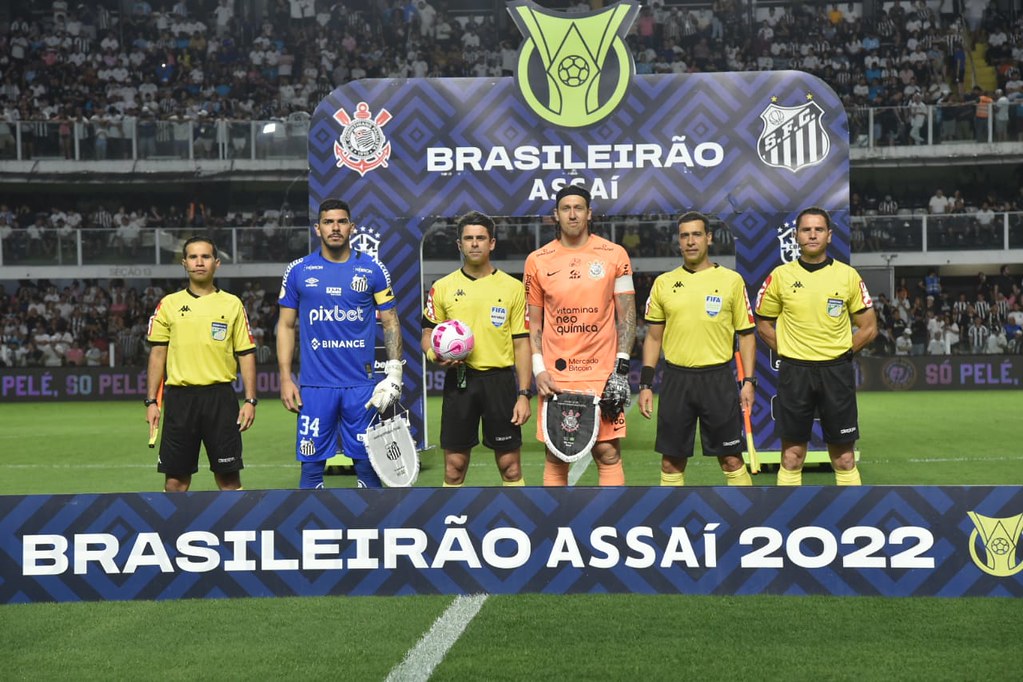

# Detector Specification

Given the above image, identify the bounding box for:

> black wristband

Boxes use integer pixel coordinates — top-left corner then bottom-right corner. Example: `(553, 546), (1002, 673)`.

(638, 383), (653, 392)
(741, 377), (757, 388)
(615, 357), (630, 375)
(640, 365), (655, 386)
(143, 398), (158, 407)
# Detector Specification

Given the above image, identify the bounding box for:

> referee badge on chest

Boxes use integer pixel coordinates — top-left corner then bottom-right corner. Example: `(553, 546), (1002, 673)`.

(211, 321), (228, 341)
(491, 306), (507, 327)
(705, 295), (722, 318)
(826, 298), (844, 317)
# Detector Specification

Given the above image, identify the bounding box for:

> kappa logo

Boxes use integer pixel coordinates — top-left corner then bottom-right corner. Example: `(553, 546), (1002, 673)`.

(672, 281), (684, 290)
(508, 0), (639, 128)
(967, 511), (1023, 577)
(790, 280), (804, 290)
(178, 305), (191, 314)
(455, 289), (466, 298)
(333, 102), (392, 176)
(757, 95), (831, 172)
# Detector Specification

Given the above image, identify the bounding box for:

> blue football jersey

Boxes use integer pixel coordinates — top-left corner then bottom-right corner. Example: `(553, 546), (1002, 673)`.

(279, 250), (396, 387)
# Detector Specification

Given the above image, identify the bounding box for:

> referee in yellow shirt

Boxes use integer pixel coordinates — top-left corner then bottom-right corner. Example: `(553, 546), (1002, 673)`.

(754, 207), (878, 486)
(638, 211), (757, 486)
(146, 236), (258, 492)
(421, 211), (532, 486)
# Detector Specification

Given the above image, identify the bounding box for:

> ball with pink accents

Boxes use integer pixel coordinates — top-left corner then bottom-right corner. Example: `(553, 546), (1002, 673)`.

(431, 320), (475, 361)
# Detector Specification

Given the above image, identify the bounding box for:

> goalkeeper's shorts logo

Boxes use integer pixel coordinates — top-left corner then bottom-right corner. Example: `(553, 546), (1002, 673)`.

(966, 511), (1023, 577)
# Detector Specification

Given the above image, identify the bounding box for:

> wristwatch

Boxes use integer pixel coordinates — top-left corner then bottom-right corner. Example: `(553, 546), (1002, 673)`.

(517, 389), (533, 399)
(143, 398), (158, 407)
(742, 377), (758, 388)
(244, 398), (259, 406)
(638, 383), (653, 392)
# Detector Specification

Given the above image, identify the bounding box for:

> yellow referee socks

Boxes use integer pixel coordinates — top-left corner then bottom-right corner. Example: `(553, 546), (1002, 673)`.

(660, 471), (685, 486)
(723, 467), (752, 486)
(502, 478), (525, 487)
(835, 467), (862, 486)
(543, 460), (570, 486)
(777, 467), (803, 486)
(442, 481), (463, 488)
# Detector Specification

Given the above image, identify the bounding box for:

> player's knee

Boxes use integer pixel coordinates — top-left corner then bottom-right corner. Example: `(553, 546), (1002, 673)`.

(498, 458), (522, 482)
(592, 444), (620, 466)
(661, 455), (685, 474)
(164, 476), (190, 493)
(718, 454), (745, 473)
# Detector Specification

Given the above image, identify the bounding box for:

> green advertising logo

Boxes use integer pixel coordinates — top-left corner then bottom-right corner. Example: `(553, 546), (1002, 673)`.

(508, 0), (638, 128)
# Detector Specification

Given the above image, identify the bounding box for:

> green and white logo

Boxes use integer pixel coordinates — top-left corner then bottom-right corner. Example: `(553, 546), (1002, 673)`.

(508, 0), (638, 128)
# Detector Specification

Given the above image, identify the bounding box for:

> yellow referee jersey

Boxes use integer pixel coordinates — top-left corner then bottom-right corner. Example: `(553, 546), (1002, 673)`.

(644, 264), (754, 366)
(147, 288), (255, 386)
(755, 258), (873, 361)
(423, 269), (527, 371)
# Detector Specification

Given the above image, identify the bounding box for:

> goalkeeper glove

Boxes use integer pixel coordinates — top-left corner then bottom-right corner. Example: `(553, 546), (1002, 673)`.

(368, 359), (403, 411)
(600, 353), (631, 421)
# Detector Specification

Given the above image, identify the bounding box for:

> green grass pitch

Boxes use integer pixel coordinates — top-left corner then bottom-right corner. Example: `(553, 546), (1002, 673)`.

(1, 391), (1020, 679)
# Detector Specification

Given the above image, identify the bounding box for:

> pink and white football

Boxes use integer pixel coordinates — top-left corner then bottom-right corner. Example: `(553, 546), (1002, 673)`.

(431, 320), (475, 361)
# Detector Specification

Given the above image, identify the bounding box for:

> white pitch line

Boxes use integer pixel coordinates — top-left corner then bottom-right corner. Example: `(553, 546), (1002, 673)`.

(384, 594), (489, 682)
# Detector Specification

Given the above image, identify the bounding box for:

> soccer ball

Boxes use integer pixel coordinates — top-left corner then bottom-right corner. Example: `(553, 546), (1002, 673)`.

(431, 320), (475, 361)
(556, 55), (590, 87)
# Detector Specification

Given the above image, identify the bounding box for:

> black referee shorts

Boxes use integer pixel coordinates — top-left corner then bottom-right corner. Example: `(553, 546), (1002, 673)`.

(158, 383), (244, 476)
(440, 366), (522, 453)
(655, 362), (744, 459)
(776, 355), (859, 444)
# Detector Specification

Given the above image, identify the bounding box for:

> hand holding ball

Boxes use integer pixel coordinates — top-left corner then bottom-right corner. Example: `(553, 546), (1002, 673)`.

(431, 320), (475, 361)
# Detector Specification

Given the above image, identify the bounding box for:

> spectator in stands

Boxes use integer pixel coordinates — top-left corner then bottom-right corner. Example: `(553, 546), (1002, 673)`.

(985, 324), (1008, 353)
(967, 315), (989, 353)
(928, 188), (950, 214)
(895, 327), (913, 355)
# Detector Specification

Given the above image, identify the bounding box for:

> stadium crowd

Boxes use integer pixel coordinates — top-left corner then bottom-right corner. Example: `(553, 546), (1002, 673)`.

(0, 277), (277, 369)
(2, 267), (1022, 370)
(2, 0), (1023, 156)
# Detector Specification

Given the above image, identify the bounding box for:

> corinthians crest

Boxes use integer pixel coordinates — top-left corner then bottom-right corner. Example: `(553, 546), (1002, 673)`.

(508, 0), (638, 128)
(757, 96), (831, 172)
(333, 102), (392, 176)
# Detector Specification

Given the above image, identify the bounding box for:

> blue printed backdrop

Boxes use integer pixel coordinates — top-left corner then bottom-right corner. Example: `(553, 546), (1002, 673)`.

(2, 486), (1020, 603)
(309, 72), (849, 451)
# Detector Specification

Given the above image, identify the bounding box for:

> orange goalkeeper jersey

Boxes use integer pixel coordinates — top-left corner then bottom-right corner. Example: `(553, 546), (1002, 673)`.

(523, 234), (634, 383)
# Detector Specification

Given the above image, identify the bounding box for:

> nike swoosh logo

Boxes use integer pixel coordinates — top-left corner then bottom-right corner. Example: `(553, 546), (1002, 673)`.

(547, 271), (560, 276)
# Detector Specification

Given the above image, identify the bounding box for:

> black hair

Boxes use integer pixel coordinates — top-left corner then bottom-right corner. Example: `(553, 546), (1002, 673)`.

(318, 198), (352, 220)
(795, 206), (832, 230)
(455, 211), (495, 239)
(676, 211), (711, 232)
(182, 236), (218, 259)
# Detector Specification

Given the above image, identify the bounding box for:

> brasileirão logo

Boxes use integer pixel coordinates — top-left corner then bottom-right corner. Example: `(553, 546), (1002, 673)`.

(507, 0), (638, 128)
